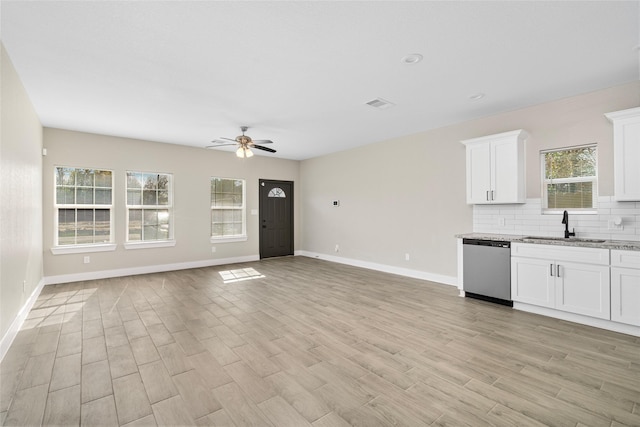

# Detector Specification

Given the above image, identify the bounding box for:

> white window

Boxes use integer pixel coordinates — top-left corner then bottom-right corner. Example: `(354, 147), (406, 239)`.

(211, 177), (246, 242)
(54, 167), (113, 246)
(126, 171), (174, 245)
(542, 145), (597, 213)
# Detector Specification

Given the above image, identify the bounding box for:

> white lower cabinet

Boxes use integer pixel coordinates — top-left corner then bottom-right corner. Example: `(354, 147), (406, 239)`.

(511, 257), (555, 308)
(610, 250), (640, 326)
(511, 243), (610, 320)
(554, 261), (610, 319)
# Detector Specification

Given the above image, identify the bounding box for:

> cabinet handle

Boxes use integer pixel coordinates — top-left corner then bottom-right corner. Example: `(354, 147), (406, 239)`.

(486, 191), (489, 201)
(556, 264), (561, 277)
(491, 190), (494, 201)
(550, 264), (554, 276)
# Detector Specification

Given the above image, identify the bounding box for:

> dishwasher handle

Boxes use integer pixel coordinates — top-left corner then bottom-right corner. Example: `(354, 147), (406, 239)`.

(463, 238), (510, 248)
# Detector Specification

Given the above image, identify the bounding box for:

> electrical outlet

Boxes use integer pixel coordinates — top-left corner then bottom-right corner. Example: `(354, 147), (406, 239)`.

(335, 244), (339, 252)
(405, 253), (410, 261)
(211, 246), (216, 253)
(83, 256), (90, 264)
(499, 217), (506, 227)
(608, 217), (624, 230)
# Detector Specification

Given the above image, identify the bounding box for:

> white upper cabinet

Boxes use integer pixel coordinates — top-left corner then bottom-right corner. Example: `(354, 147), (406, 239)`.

(605, 107), (640, 201)
(461, 130), (528, 204)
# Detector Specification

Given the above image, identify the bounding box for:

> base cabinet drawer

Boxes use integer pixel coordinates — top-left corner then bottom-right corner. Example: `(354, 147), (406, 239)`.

(611, 267), (640, 326)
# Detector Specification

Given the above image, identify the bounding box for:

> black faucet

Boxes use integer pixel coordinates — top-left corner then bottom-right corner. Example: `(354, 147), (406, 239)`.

(562, 210), (575, 238)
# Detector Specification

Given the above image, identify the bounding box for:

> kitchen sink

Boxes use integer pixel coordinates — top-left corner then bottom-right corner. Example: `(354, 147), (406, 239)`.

(522, 236), (607, 244)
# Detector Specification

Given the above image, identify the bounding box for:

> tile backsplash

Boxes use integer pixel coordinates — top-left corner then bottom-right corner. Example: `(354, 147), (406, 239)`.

(473, 197), (640, 241)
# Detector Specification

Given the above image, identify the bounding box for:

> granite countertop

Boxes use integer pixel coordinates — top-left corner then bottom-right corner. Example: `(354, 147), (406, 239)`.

(456, 233), (640, 251)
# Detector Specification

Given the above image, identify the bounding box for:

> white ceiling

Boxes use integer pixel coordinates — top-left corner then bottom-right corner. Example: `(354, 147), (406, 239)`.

(2, 1), (639, 160)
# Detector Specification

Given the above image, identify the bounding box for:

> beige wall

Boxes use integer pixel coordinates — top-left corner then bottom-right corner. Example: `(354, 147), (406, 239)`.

(6, 37), (639, 308)
(0, 44), (44, 340)
(300, 82), (640, 280)
(43, 129), (299, 279)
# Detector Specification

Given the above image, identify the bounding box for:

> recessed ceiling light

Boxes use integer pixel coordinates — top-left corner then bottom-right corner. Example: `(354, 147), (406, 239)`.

(401, 54), (423, 64)
(469, 93), (485, 101)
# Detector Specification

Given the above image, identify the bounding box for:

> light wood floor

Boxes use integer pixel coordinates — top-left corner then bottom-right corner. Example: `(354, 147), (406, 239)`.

(1, 256), (639, 426)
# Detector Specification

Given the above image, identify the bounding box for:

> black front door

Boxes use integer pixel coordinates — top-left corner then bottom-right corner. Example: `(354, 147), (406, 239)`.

(259, 180), (294, 259)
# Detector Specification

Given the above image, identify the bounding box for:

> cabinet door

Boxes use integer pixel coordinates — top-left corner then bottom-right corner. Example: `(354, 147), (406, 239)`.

(511, 257), (555, 308)
(613, 118), (640, 201)
(491, 138), (522, 203)
(555, 262), (610, 320)
(611, 267), (640, 326)
(607, 108), (640, 201)
(466, 142), (491, 204)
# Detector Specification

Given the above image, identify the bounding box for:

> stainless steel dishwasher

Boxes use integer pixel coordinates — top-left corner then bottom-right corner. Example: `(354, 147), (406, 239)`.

(463, 238), (512, 306)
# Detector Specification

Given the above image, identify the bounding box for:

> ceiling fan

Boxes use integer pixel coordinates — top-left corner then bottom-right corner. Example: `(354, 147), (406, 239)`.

(207, 126), (276, 158)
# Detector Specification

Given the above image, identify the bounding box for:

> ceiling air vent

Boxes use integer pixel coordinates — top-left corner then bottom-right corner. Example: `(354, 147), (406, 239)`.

(366, 98), (395, 110)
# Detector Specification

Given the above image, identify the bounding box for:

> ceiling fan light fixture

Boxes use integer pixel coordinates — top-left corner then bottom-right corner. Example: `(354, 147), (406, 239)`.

(236, 146), (254, 158)
(208, 126), (276, 157)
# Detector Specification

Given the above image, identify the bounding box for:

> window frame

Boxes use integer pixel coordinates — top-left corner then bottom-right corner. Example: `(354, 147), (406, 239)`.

(210, 177), (247, 243)
(124, 171), (176, 250)
(51, 166), (117, 254)
(541, 144), (598, 215)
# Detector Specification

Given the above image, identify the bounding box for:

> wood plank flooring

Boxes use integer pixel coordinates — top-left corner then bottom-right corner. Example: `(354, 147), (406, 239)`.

(1, 256), (639, 426)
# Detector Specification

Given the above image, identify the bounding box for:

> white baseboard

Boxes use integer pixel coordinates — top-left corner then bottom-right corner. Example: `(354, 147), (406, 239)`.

(44, 255), (260, 285)
(514, 302), (640, 337)
(295, 250), (457, 287)
(0, 278), (45, 363)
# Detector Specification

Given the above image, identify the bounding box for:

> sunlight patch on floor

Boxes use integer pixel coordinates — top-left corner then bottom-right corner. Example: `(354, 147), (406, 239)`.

(219, 267), (265, 284)
(20, 287), (97, 330)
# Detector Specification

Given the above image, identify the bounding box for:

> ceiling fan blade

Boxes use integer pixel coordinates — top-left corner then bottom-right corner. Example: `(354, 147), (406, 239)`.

(206, 143), (237, 148)
(253, 145), (277, 153)
(210, 137), (238, 144)
(251, 139), (273, 144)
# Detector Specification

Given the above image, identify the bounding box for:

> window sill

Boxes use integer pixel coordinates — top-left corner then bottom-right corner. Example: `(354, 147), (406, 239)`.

(51, 243), (117, 255)
(542, 210), (598, 215)
(124, 240), (176, 250)
(210, 236), (247, 244)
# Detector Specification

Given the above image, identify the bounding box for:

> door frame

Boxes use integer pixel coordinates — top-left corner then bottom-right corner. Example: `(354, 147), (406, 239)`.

(259, 179), (294, 259)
